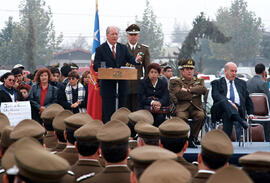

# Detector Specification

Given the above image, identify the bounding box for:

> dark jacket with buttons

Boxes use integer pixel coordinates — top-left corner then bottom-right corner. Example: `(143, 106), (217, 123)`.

(138, 77), (169, 109)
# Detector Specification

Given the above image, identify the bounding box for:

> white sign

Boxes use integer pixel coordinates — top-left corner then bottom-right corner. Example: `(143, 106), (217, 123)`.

(1, 101), (32, 126)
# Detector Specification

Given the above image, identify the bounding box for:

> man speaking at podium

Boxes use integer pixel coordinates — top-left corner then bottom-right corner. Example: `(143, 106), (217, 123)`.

(94, 26), (142, 123)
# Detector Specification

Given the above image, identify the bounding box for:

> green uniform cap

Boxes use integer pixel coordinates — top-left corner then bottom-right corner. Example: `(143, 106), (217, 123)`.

(129, 145), (177, 169)
(41, 103), (64, 123)
(139, 159), (191, 183)
(128, 110), (154, 125)
(206, 166), (253, 183)
(2, 142), (16, 170)
(135, 122), (159, 139)
(15, 137), (70, 182)
(159, 117), (190, 138)
(201, 129), (233, 158)
(111, 107), (131, 124)
(64, 112), (93, 130)
(97, 119), (130, 144)
(0, 126), (14, 148)
(0, 113), (10, 136)
(178, 58), (195, 69)
(74, 120), (103, 142)
(126, 24), (140, 34)
(239, 151), (270, 171)
(10, 119), (45, 141)
(52, 110), (73, 132)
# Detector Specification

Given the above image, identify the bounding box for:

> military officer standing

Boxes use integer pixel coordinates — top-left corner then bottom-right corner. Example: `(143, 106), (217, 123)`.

(125, 24), (151, 112)
(169, 59), (207, 148)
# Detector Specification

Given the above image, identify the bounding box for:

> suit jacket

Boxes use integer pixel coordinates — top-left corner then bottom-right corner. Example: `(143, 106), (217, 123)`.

(169, 77), (207, 112)
(211, 77), (253, 117)
(94, 42), (139, 98)
(247, 75), (270, 104)
(177, 156), (198, 177)
(126, 43), (151, 94)
(56, 146), (78, 166)
(0, 87), (17, 106)
(71, 159), (103, 182)
(81, 165), (130, 183)
(138, 77), (170, 109)
(190, 172), (213, 183)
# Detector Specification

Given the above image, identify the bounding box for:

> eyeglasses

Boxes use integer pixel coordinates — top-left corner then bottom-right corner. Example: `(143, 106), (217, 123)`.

(68, 77), (78, 81)
(8, 79), (15, 82)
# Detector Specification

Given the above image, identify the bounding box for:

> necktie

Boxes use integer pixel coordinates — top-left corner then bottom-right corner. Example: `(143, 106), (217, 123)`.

(112, 45), (116, 59)
(229, 81), (235, 103)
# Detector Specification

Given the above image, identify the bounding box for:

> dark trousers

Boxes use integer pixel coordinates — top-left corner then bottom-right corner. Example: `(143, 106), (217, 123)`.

(152, 113), (166, 127)
(102, 95), (127, 123)
(212, 99), (244, 137)
(126, 93), (138, 112)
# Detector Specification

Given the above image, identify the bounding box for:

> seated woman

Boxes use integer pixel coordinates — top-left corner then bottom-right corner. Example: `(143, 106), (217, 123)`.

(58, 70), (86, 113)
(0, 72), (18, 105)
(29, 68), (58, 124)
(138, 63), (170, 127)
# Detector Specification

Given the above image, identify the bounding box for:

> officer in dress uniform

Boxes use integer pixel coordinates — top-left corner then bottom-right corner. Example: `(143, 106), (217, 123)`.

(190, 129), (234, 183)
(169, 58), (207, 148)
(129, 145), (178, 183)
(56, 113), (92, 166)
(134, 121), (160, 146)
(125, 24), (151, 112)
(159, 117), (198, 177)
(81, 120), (131, 183)
(71, 120), (104, 182)
(41, 103), (64, 149)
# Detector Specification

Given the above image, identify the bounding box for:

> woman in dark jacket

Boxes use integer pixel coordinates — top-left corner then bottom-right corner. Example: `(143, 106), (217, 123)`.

(29, 68), (58, 124)
(58, 70), (86, 114)
(0, 72), (18, 105)
(138, 63), (170, 127)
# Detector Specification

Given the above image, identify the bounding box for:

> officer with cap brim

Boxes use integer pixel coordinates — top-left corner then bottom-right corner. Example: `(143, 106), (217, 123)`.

(134, 121), (159, 146)
(125, 24), (151, 112)
(169, 58), (207, 148)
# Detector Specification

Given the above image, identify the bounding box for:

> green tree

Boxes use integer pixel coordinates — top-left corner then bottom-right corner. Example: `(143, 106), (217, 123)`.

(19, 0), (63, 66)
(135, 0), (164, 59)
(210, 0), (263, 63)
(25, 16), (36, 72)
(171, 21), (189, 44)
(260, 33), (270, 59)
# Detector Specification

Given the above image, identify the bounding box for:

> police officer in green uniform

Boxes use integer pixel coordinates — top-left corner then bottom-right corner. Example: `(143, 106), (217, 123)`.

(169, 58), (207, 148)
(159, 117), (198, 177)
(71, 120), (104, 182)
(125, 24), (151, 112)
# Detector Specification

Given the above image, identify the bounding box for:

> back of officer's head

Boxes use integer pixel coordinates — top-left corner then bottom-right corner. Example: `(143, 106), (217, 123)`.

(255, 63), (265, 74)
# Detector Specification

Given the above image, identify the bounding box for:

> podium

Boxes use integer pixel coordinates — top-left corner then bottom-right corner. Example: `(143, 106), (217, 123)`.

(98, 68), (138, 110)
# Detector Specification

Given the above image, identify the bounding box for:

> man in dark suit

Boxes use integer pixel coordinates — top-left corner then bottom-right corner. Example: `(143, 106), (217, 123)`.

(93, 26), (142, 123)
(125, 24), (151, 112)
(211, 62), (254, 137)
(247, 63), (270, 141)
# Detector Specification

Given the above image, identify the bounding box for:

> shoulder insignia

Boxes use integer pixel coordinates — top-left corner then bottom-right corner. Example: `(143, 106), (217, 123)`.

(193, 77), (197, 81)
(137, 45), (141, 49)
(170, 76), (179, 80)
(67, 170), (74, 176)
(77, 172), (95, 182)
(141, 44), (149, 48)
(0, 169), (5, 174)
(182, 77), (185, 81)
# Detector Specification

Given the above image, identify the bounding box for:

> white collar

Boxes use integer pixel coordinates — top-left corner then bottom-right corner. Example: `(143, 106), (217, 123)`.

(128, 42), (137, 50)
(107, 41), (117, 50)
(66, 145), (75, 148)
(105, 164), (128, 168)
(225, 77), (234, 84)
(80, 159), (99, 162)
(198, 170), (216, 174)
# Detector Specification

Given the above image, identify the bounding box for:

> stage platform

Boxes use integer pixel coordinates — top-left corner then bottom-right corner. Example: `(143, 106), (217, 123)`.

(183, 142), (270, 166)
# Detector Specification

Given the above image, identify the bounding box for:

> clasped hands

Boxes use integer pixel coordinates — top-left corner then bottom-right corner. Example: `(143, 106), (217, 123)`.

(71, 100), (81, 108)
(151, 101), (162, 112)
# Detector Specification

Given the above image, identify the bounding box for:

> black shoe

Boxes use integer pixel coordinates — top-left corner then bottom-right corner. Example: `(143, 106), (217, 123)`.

(238, 120), (248, 129)
(193, 137), (200, 145)
(188, 138), (198, 148)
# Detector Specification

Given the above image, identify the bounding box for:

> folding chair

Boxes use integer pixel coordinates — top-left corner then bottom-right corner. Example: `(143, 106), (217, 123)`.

(248, 93), (270, 143)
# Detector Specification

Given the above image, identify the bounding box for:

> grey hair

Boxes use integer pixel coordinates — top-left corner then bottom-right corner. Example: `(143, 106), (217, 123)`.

(224, 62), (237, 71)
(106, 26), (119, 35)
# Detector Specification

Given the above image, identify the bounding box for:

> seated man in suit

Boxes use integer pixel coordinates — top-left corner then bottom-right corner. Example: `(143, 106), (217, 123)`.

(211, 62), (254, 138)
(93, 26), (142, 123)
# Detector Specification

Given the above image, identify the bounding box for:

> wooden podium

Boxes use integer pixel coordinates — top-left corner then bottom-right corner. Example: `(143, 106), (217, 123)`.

(98, 68), (137, 80)
(98, 68), (138, 110)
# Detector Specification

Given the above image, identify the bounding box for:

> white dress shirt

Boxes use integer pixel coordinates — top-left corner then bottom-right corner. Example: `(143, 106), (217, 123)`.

(225, 77), (240, 105)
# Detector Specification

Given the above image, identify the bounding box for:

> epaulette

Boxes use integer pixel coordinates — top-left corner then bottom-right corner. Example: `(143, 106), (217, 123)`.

(76, 172), (95, 182)
(0, 168), (5, 174)
(141, 44), (149, 48)
(182, 77), (185, 81)
(67, 170), (74, 176)
(193, 77), (197, 81)
(169, 76), (179, 80)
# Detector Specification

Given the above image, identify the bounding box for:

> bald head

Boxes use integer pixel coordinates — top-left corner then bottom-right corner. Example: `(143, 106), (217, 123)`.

(224, 62), (237, 81)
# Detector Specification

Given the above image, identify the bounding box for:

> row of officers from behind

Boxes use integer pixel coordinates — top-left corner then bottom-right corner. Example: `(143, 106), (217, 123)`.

(0, 105), (268, 183)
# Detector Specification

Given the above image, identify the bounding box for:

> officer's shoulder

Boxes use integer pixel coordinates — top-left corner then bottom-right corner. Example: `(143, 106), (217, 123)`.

(140, 43), (149, 48)
(169, 76), (180, 81)
(0, 168), (5, 174)
(76, 172), (95, 182)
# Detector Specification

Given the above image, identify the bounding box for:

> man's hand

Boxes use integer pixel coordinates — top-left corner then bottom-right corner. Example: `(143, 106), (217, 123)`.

(39, 106), (46, 114)
(229, 100), (238, 111)
(248, 114), (255, 119)
(135, 54), (142, 63)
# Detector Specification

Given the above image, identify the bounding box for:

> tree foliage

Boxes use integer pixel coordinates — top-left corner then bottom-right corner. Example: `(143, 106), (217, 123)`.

(171, 21), (189, 44)
(178, 12), (231, 60)
(210, 0), (263, 63)
(260, 33), (270, 60)
(135, 0), (164, 59)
